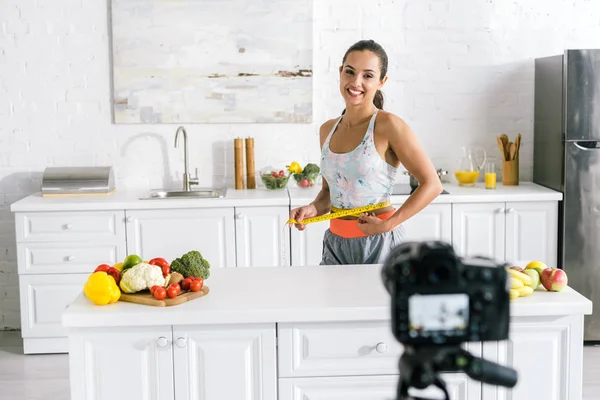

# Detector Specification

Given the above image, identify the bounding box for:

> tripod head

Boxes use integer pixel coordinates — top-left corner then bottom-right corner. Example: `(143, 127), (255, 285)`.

(396, 345), (518, 400)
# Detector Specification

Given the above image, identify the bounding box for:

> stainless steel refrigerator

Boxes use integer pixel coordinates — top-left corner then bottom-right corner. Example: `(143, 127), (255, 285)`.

(534, 49), (600, 342)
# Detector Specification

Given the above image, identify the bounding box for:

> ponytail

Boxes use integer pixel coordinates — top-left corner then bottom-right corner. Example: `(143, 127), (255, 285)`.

(373, 89), (384, 109)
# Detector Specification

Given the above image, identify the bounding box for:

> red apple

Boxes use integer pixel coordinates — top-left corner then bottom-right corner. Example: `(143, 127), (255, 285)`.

(299, 178), (309, 187)
(540, 268), (568, 292)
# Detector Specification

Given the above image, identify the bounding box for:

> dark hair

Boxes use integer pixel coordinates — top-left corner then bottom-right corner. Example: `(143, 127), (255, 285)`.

(341, 39), (388, 110)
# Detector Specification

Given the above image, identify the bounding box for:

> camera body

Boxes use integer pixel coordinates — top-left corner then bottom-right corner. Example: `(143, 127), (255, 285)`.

(382, 241), (510, 347)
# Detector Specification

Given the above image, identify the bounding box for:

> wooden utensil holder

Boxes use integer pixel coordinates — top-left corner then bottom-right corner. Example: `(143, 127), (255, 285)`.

(502, 159), (519, 186)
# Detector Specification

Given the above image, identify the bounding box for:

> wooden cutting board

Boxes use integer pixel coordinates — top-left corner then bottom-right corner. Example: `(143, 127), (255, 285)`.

(119, 286), (209, 307)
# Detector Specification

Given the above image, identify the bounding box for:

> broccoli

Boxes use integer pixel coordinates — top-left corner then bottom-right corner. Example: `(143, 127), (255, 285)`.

(302, 163), (320, 175)
(170, 250), (211, 279)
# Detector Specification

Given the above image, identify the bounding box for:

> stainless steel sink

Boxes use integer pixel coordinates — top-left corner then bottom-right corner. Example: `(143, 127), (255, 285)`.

(140, 188), (226, 200)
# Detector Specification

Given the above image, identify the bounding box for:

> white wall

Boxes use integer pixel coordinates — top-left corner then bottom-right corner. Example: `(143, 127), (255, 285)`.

(1, 0), (600, 329)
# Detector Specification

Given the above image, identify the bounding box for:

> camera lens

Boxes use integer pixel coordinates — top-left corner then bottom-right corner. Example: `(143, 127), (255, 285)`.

(429, 264), (450, 284)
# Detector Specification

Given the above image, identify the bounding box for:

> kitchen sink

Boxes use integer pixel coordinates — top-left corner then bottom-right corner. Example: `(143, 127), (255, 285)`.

(140, 188), (226, 200)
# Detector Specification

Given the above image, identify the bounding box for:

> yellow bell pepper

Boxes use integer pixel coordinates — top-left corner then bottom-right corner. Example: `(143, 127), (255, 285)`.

(112, 262), (124, 272)
(83, 272), (121, 306)
(287, 161), (302, 174)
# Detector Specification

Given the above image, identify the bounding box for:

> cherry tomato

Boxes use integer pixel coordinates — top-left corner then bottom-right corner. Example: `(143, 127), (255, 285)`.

(153, 287), (167, 300)
(168, 283), (181, 294)
(149, 258), (172, 277)
(181, 278), (192, 291)
(194, 277), (204, 289)
(94, 264), (111, 273)
(190, 279), (202, 292)
(106, 267), (121, 286)
(150, 285), (161, 295)
(166, 286), (178, 299)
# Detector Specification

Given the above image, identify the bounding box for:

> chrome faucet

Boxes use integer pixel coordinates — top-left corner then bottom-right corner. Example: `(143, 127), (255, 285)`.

(174, 126), (199, 191)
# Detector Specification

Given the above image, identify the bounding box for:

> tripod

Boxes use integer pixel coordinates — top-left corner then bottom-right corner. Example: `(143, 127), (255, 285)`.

(396, 345), (518, 400)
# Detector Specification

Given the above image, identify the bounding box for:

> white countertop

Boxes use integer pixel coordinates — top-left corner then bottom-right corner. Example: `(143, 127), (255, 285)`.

(290, 181), (562, 206)
(11, 181), (561, 212)
(62, 264), (591, 329)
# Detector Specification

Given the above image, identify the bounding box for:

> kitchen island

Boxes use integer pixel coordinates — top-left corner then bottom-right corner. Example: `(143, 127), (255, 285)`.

(63, 265), (592, 400)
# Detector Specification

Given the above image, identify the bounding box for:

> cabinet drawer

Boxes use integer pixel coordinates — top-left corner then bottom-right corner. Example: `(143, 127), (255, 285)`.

(19, 274), (88, 338)
(17, 242), (125, 274)
(15, 211), (125, 242)
(278, 321), (403, 378)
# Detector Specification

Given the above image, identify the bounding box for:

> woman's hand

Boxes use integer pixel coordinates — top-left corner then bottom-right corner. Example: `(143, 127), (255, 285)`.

(289, 204), (318, 231)
(357, 212), (392, 235)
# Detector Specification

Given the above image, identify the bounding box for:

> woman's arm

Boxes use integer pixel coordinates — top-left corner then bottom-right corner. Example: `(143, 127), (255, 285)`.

(384, 114), (442, 231)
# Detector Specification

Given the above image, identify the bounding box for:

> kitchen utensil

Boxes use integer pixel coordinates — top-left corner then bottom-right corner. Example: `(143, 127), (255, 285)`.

(496, 137), (507, 161)
(455, 146), (487, 186)
(245, 138), (256, 189)
(234, 138), (244, 190)
(41, 166), (115, 197)
(515, 133), (522, 158)
(119, 286), (209, 307)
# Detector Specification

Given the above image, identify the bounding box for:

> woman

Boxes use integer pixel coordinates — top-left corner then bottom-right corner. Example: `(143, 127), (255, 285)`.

(289, 39), (442, 265)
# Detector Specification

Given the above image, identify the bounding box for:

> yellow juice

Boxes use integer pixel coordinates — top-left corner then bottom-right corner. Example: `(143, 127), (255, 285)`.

(455, 171), (479, 186)
(485, 172), (497, 189)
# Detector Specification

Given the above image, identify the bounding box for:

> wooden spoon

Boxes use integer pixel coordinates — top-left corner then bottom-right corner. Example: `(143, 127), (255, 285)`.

(496, 136), (507, 161)
(509, 142), (517, 160)
(500, 134), (509, 160)
(515, 133), (522, 160)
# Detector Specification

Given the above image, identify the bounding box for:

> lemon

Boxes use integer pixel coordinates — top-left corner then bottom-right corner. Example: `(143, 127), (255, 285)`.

(526, 260), (547, 276)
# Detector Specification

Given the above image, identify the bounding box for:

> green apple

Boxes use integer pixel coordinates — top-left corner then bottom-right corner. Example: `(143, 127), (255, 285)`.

(523, 269), (540, 289)
(525, 260), (547, 277)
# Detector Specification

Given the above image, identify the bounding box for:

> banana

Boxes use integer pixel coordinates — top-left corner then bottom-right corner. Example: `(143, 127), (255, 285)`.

(510, 277), (524, 289)
(509, 289), (520, 299)
(517, 286), (534, 297)
(507, 268), (533, 286)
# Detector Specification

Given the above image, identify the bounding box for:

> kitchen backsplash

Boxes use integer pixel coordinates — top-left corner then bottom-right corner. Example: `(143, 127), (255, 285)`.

(1, 0), (600, 329)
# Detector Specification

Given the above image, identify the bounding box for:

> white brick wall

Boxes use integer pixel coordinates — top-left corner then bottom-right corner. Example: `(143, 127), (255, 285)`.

(1, 0), (600, 329)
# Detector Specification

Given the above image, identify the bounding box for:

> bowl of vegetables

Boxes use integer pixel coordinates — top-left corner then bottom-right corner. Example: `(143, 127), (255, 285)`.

(260, 167), (291, 190)
(289, 162), (321, 188)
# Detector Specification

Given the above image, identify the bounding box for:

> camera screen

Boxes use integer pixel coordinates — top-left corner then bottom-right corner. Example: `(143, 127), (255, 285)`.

(408, 294), (469, 338)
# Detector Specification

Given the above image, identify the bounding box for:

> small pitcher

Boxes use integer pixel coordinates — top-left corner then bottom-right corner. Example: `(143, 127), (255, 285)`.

(455, 147), (487, 186)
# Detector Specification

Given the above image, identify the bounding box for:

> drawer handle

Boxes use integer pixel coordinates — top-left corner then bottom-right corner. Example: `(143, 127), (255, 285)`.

(64, 224), (73, 230)
(156, 337), (169, 348)
(126, 216), (134, 222)
(507, 208), (515, 213)
(375, 342), (387, 353)
(66, 255), (75, 261)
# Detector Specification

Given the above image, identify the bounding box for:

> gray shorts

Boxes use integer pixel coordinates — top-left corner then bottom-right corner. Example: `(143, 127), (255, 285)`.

(320, 225), (407, 265)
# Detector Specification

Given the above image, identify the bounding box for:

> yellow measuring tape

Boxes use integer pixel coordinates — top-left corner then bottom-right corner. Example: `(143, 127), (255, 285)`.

(285, 201), (392, 225)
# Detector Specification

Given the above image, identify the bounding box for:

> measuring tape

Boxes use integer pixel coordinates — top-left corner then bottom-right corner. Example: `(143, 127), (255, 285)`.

(285, 201), (392, 226)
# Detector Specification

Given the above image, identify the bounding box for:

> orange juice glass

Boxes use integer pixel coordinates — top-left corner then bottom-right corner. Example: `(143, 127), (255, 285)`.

(485, 159), (496, 189)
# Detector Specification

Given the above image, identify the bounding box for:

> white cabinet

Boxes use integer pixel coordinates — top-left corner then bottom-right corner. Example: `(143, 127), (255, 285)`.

(481, 315), (583, 400)
(69, 326), (175, 400)
(234, 206), (291, 267)
(173, 324), (277, 400)
(452, 201), (558, 265)
(125, 208), (236, 268)
(396, 203), (452, 243)
(69, 324), (277, 400)
(290, 222), (329, 266)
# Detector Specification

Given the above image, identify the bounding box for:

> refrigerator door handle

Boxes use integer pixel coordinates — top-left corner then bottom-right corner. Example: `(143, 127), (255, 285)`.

(572, 141), (600, 151)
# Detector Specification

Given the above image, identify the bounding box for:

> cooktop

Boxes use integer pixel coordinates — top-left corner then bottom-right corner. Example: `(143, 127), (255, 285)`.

(392, 184), (449, 195)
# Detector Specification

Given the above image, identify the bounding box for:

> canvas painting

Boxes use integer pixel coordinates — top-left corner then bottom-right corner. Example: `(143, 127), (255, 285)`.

(110, 0), (313, 124)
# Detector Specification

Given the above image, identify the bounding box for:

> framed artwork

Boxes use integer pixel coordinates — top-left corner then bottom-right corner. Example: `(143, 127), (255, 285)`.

(110, 0), (313, 124)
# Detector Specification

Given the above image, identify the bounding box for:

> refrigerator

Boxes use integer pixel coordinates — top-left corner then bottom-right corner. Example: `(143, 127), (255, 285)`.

(533, 49), (600, 342)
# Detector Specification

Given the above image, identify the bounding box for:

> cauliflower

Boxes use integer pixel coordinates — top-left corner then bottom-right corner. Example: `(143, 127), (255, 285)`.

(119, 262), (169, 294)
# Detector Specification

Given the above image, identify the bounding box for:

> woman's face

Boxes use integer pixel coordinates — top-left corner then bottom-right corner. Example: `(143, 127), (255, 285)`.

(339, 50), (387, 107)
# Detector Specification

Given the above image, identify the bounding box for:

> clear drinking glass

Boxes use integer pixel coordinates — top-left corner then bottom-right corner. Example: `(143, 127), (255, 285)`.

(485, 158), (497, 189)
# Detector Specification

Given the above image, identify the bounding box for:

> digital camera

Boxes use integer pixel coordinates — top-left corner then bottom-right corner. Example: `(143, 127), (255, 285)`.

(381, 241), (510, 346)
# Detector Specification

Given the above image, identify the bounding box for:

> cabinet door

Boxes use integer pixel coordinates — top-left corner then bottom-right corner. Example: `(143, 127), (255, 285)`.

(481, 315), (582, 400)
(279, 374), (475, 400)
(396, 203), (452, 243)
(505, 201), (558, 266)
(125, 208), (236, 268)
(68, 326), (174, 400)
(452, 203), (505, 260)
(173, 324), (277, 400)
(235, 206), (290, 267)
(290, 222), (329, 266)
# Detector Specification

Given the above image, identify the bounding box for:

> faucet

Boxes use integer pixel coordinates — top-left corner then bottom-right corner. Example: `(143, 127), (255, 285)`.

(174, 126), (199, 191)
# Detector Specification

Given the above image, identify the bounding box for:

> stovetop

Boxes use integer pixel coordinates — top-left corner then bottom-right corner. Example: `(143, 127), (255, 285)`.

(392, 184), (449, 195)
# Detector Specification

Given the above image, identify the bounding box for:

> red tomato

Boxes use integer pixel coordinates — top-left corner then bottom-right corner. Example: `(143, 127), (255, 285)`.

(278, 170), (285, 178)
(94, 264), (111, 273)
(194, 277), (204, 289)
(181, 278), (192, 291)
(153, 287), (167, 300)
(166, 286), (178, 299)
(168, 283), (181, 294)
(150, 285), (161, 295)
(106, 267), (121, 286)
(190, 279), (202, 292)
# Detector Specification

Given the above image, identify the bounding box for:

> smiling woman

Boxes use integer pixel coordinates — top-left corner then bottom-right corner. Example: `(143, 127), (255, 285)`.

(289, 39), (443, 265)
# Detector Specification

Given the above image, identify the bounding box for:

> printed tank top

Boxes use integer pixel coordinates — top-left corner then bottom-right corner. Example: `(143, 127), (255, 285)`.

(320, 109), (398, 209)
